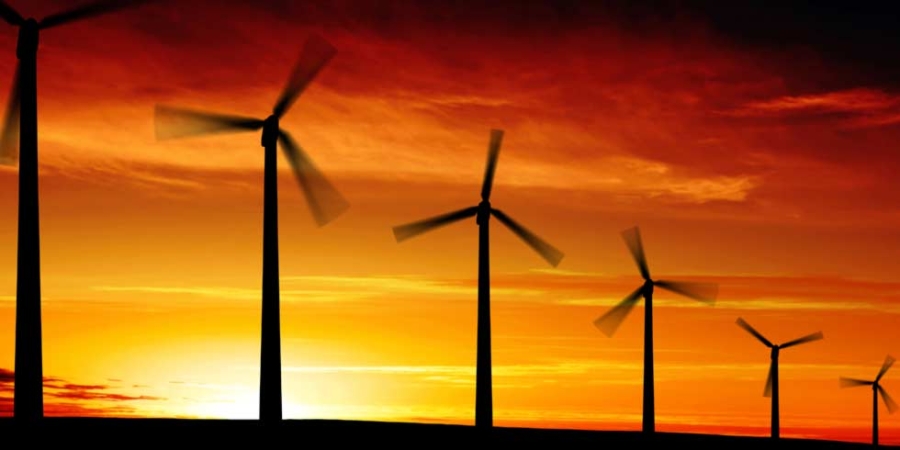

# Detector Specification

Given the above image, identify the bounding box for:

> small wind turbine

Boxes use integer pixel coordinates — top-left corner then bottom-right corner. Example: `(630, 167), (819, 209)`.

(0, 0), (155, 422)
(735, 317), (824, 439)
(841, 355), (897, 447)
(593, 226), (718, 434)
(153, 34), (349, 422)
(391, 129), (564, 428)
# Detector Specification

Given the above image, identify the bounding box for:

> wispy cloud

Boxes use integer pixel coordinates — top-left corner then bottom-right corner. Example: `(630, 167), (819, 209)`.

(723, 87), (900, 128)
(91, 274), (534, 304)
(0, 368), (165, 417)
(223, 360), (879, 387)
(89, 270), (900, 314)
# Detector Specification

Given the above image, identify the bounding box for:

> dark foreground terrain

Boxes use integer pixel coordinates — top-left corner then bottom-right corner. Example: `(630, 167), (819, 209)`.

(0, 418), (895, 449)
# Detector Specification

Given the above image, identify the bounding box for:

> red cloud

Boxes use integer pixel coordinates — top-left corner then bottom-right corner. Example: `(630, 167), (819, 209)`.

(0, 368), (164, 417)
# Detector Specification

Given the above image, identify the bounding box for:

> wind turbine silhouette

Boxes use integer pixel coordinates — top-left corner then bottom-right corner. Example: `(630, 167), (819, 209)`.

(0, 0), (154, 422)
(840, 355), (897, 447)
(735, 317), (824, 439)
(153, 34), (349, 422)
(391, 129), (564, 428)
(593, 226), (718, 434)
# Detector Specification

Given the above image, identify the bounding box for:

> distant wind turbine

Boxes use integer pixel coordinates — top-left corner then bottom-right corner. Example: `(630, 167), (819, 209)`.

(593, 226), (718, 434)
(735, 317), (824, 439)
(153, 34), (349, 422)
(0, 0), (155, 422)
(391, 129), (564, 428)
(840, 355), (897, 447)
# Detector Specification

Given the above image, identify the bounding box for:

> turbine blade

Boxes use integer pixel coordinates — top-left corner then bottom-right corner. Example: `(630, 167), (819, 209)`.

(490, 208), (564, 267)
(0, 1), (24, 25)
(780, 331), (824, 349)
(480, 129), (503, 201)
(654, 279), (718, 304)
(272, 34), (337, 119)
(154, 105), (264, 141)
(392, 207), (478, 243)
(278, 130), (349, 227)
(735, 317), (774, 348)
(621, 226), (651, 281)
(0, 61), (20, 166)
(764, 359), (774, 398)
(39, 0), (152, 29)
(593, 285), (643, 337)
(878, 385), (898, 414)
(876, 354), (895, 383)
(840, 377), (874, 388)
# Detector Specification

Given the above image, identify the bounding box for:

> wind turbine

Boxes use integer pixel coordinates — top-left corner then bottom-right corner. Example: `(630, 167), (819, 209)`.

(153, 34), (349, 422)
(593, 226), (718, 434)
(391, 129), (564, 428)
(0, 0), (155, 421)
(735, 317), (824, 439)
(841, 355), (897, 447)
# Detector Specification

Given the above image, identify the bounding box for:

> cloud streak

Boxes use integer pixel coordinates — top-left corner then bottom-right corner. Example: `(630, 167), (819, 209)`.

(86, 270), (900, 314)
(723, 88), (900, 129)
(0, 368), (165, 417)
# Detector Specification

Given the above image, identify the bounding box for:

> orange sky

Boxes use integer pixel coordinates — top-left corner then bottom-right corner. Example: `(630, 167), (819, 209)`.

(0, 0), (899, 444)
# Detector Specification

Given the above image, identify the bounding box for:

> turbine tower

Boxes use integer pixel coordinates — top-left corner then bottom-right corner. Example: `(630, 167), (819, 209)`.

(392, 129), (564, 428)
(840, 355), (897, 447)
(153, 34), (349, 422)
(0, 0), (155, 421)
(593, 226), (718, 434)
(735, 317), (824, 439)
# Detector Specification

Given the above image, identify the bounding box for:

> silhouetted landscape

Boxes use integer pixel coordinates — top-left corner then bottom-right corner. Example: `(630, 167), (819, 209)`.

(0, 0), (898, 447)
(0, 418), (898, 448)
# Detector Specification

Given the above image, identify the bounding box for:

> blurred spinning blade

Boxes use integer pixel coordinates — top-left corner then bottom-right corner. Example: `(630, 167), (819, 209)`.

(392, 207), (479, 243)
(840, 377), (874, 388)
(654, 279), (718, 304)
(764, 360), (774, 397)
(0, 61), (20, 166)
(272, 34), (337, 119)
(878, 385), (898, 414)
(278, 130), (349, 227)
(594, 285), (644, 337)
(154, 105), (264, 141)
(480, 129), (503, 201)
(490, 208), (564, 267)
(621, 226), (650, 281)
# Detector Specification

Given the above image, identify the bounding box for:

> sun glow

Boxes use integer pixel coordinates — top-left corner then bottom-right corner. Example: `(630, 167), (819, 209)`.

(185, 393), (319, 420)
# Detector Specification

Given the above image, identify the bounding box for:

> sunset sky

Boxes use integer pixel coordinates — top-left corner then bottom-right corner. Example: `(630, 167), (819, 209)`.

(0, 0), (899, 444)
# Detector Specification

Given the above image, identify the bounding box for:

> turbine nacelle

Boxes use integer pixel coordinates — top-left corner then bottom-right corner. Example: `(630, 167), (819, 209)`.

(261, 115), (279, 148)
(476, 200), (491, 225)
(16, 19), (38, 59)
(771, 346), (780, 360)
(643, 279), (655, 297)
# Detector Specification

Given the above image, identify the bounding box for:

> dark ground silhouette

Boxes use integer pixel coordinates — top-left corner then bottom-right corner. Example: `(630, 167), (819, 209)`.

(0, 418), (897, 449)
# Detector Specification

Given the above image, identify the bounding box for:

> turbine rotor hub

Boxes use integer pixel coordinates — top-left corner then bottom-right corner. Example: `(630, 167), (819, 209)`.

(17, 19), (39, 60)
(643, 280), (654, 295)
(476, 200), (491, 225)
(261, 115), (279, 148)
